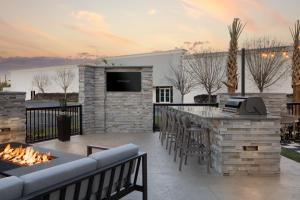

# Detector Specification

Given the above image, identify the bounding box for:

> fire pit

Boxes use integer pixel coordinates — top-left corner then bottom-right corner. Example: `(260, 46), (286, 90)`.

(0, 142), (83, 177)
(0, 143), (54, 166)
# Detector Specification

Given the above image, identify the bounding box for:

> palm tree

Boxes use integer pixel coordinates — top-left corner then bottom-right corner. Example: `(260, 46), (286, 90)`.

(290, 20), (300, 102)
(224, 18), (245, 95)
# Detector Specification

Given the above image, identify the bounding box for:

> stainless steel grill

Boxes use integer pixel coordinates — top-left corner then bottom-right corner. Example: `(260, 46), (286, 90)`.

(222, 96), (267, 115)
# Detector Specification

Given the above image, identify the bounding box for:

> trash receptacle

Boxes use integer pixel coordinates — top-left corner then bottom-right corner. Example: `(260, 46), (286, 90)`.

(57, 114), (71, 142)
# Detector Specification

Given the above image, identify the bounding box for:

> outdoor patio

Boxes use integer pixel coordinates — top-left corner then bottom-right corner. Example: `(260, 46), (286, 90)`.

(36, 132), (300, 200)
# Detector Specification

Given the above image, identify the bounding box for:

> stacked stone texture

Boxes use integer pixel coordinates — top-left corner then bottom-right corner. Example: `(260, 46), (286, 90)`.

(79, 66), (96, 134)
(79, 65), (153, 134)
(0, 92), (26, 143)
(177, 109), (281, 176)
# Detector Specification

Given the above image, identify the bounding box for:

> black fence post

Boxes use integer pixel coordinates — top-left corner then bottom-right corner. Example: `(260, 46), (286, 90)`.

(25, 108), (28, 143)
(152, 104), (156, 132)
(241, 48), (246, 96)
(80, 105), (83, 135)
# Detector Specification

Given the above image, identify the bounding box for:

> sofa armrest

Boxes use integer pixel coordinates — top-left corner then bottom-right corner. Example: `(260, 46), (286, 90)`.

(87, 145), (110, 156)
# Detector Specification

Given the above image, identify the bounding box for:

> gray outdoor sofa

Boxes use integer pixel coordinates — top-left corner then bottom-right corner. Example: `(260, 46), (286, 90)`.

(0, 143), (147, 200)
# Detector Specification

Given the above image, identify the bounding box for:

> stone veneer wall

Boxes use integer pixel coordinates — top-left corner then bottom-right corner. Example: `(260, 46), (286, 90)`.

(0, 92), (26, 143)
(79, 65), (153, 134)
(212, 117), (281, 175)
(217, 93), (287, 116)
(177, 109), (281, 176)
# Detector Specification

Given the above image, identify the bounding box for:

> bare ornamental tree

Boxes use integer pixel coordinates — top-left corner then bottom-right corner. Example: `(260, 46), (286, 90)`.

(166, 57), (196, 103)
(54, 69), (75, 100)
(244, 38), (290, 93)
(32, 73), (51, 93)
(187, 50), (226, 103)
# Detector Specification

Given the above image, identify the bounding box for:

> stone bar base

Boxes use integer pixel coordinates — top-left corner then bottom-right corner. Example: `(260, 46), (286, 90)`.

(212, 118), (281, 175)
(176, 107), (281, 176)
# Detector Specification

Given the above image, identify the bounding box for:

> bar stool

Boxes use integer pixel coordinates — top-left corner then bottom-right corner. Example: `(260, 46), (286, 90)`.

(166, 111), (179, 154)
(165, 111), (175, 149)
(160, 108), (169, 145)
(159, 107), (166, 140)
(173, 113), (185, 162)
(178, 116), (212, 173)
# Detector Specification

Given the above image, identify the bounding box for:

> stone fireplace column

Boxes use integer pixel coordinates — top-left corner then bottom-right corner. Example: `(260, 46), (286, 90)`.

(79, 65), (153, 134)
(0, 92), (26, 143)
(79, 65), (105, 134)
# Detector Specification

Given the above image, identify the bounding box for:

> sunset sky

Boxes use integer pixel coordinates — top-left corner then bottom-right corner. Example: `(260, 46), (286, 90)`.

(0, 0), (299, 58)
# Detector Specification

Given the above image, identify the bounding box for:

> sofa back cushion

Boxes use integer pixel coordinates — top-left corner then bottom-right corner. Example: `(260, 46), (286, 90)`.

(88, 143), (139, 169)
(20, 157), (97, 196)
(88, 144), (139, 199)
(0, 176), (23, 200)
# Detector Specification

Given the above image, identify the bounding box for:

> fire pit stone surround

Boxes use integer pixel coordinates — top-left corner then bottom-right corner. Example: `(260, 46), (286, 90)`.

(0, 92), (26, 143)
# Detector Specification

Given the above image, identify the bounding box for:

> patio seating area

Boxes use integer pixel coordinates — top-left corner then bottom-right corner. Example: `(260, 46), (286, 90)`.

(36, 132), (300, 200)
(2, 1), (300, 199)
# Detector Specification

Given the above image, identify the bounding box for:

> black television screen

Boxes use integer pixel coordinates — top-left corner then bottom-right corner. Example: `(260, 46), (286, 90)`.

(106, 72), (141, 92)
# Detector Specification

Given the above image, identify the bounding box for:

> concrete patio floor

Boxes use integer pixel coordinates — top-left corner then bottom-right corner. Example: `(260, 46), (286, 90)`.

(36, 132), (300, 200)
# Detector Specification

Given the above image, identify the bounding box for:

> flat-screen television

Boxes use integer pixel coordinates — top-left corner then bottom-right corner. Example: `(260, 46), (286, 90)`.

(106, 72), (141, 92)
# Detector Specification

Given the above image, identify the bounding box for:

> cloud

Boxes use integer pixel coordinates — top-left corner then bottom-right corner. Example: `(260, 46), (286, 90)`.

(246, 0), (289, 26)
(77, 52), (98, 59)
(71, 10), (109, 30)
(177, 24), (195, 33)
(147, 9), (157, 16)
(183, 40), (209, 51)
(69, 10), (138, 46)
(180, 0), (289, 32)
(20, 24), (59, 42)
(0, 19), (60, 56)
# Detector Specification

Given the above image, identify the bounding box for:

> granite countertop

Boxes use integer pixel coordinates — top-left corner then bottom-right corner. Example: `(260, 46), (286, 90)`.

(173, 106), (280, 120)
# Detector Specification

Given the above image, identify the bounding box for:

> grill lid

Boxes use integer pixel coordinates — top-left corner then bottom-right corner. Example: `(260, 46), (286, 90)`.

(223, 96), (267, 115)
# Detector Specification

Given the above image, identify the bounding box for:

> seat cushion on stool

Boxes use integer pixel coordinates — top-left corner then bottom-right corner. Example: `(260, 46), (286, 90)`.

(0, 176), (23, 200)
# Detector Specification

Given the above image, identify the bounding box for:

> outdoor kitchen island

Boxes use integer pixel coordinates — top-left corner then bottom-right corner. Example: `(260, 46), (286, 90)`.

(175, 105), (281, 176)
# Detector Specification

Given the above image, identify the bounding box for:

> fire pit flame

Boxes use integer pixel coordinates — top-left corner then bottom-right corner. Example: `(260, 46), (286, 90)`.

(0, 144), (54, 166)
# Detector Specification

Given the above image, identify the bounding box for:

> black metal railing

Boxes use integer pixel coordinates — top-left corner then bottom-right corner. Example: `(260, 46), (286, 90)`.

(152, 103), (219, 132)
(26, 105), (82, 143)
(287, 102), (300, 116)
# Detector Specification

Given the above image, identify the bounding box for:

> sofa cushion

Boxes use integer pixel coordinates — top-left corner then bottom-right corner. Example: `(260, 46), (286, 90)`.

(0, 176), (23, 200)
(89, 143), (139, 168)
(19, 157), (97, 195)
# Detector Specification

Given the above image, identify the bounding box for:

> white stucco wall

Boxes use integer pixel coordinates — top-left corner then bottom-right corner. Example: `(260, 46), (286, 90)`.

(104, 49), (185, 103)
(7, 49), (292, 102)
(8, 65), (79, 99)
(105, 49), (292, 103)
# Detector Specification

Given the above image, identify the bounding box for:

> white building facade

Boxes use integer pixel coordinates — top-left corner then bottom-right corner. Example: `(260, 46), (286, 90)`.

(103, 49), (185, 103)
(103, 49), (293, 103)
(7, 49), (293, 102)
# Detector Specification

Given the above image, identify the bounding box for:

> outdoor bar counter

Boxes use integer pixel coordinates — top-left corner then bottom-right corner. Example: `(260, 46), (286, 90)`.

(175, 106), (281, 176)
